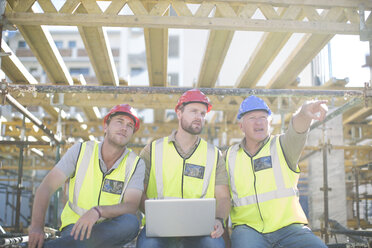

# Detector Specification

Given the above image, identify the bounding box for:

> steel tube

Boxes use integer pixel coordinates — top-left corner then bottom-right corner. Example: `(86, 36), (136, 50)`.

(4, 84), (365, 98)
(14, 116), (25, 232)
(322, 140), (329, 244)
(5, 94), (62, 145)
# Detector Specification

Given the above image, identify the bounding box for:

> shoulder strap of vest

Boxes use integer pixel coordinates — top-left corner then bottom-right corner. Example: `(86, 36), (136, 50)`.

(200, 140), (218, 198)
(270, 136), (286, 190)
(118, 150), (140, 203)
(153, 137), (165, 199)
(68, 141), (96, 217)
(226, 143), (240, 206)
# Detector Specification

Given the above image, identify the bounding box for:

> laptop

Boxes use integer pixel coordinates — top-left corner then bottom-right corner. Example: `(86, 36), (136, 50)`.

(145, 198), (216, 237)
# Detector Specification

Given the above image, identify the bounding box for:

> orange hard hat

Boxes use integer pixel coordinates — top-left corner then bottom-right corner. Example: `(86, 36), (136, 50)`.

(175, 89), (212, 113)
(103, 104), (140, 132)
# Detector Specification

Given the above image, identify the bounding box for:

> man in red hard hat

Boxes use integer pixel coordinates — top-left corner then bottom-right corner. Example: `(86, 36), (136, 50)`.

(28, 104), (145, 248)
(137, 89), (230, 248)
(226, 96), (328, 248)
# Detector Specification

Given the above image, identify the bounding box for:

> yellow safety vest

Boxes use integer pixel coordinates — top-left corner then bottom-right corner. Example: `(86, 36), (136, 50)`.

(226, 136), (308, 233)
(147, 137), (218, 199)
(60, 141), (140, 230)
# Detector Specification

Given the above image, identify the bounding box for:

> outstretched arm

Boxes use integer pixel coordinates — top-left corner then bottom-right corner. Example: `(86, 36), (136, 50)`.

(28, 168), (68, 248)
(292, 100), (328, 133)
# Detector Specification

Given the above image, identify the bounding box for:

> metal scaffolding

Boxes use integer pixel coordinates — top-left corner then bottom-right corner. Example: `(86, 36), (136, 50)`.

(2, 83), (368, 98)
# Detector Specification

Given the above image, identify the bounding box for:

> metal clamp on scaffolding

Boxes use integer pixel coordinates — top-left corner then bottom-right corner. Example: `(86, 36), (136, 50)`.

(0, 79), (8, 105)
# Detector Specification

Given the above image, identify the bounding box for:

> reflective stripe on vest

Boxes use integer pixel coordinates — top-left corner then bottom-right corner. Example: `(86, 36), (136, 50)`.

(228, 136), (298, 207)
(153, 138), (216, 199)
(68, 141), (138, 218)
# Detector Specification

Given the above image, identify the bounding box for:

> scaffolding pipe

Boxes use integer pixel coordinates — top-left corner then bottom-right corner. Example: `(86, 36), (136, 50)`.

(4, 94), (62, 145)
(2, 84), (366, 98)
(52, 144), (61, 228)
(322, 138), (330, 244)
(0, 140), (51, 146)
(14, 116), (25, 232)
(353, 166), (361, 229)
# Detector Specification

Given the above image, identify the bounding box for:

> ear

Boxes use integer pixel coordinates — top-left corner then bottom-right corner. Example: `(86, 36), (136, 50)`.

(268, 116), (273, 126)
(104, 122), (108, 133)
(176, 109), (182, 120)
(239, 121), (244, 132)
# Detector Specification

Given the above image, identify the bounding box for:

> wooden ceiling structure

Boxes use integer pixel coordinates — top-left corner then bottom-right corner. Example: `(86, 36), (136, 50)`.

(0, 0), (371, 171)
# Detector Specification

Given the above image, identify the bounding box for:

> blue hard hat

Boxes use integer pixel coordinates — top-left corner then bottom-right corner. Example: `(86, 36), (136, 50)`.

(237, 96), (272, 120)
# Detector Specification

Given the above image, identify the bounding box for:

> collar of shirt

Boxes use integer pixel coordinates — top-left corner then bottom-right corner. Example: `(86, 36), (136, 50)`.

(239, 136), (270, 156)
(168, 130), (201, 158)
(98, 142), (129, 174)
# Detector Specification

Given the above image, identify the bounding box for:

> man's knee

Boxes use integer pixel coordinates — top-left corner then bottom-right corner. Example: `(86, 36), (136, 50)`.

(115, 214), (140, 239)
(192, 236), (225, 248)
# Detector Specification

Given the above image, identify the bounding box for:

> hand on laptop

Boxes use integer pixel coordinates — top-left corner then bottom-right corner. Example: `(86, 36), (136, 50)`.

(210, 219), (224, 238)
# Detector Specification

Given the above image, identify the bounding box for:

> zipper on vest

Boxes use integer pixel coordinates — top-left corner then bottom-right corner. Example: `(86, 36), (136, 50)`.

(251, 156), (265, 232)
(98, 173), (105, 205)
(181, 159), (186, 198)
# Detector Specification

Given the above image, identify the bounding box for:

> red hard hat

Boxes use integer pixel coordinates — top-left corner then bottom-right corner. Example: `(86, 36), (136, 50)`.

(175, 89), (212, 113)
(103, 104), (140, 132)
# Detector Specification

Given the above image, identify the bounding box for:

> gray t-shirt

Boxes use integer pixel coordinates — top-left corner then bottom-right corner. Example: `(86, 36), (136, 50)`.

(56, 142), (145, 191)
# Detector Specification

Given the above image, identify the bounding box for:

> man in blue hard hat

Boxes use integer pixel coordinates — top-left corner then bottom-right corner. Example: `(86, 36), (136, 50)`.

(225, 96), (328, 248)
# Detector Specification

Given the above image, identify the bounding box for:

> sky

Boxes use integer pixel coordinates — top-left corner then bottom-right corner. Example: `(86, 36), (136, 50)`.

(331, 35), (370, 87)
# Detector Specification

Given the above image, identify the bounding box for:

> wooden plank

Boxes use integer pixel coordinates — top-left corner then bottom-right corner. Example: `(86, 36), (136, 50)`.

(143, 2), (168, 87)
(6, 12), (360, 34)
(104, 0), (127, 14)
(37, 0), (58, 13)
(6, 2), (74, 85)
(344, 8), (360, 24)
(127, 0), (148, 15)
(1, 39), (38, 84)
(197, 3), (237, 88)
(17, 25), (74, 85)
(343, 107), (372, 124)
(266, 7), (346, 89)
(172, 1), (193, 17)
(76, 4), (119, 86)
(59, 0), (81, 14)
(12, 0), (35, 12)
(258, 3), (279, 19)
(235, 6), (302, 88)
(194, 2), (215, 17)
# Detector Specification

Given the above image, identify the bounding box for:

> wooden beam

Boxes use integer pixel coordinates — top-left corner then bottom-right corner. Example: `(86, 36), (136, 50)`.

(1, 39), (38, 84)
(141, 1), (169, 87)
(343, 107), (372, 124)
(235, 6), (302, 88)
(6, 12), (360, 35)
(75, 4), (119, 86)
(197, 4), (241, 88)
(266, 7), (346, 89)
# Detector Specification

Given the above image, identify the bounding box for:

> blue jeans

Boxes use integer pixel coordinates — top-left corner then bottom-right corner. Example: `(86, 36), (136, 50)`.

(231, 224), (327, 248)
(136, 226), (225, 248)
(44, 213), (139, 248)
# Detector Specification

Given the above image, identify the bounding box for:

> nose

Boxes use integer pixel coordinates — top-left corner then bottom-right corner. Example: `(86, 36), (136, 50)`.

(195, 112), (204, 120)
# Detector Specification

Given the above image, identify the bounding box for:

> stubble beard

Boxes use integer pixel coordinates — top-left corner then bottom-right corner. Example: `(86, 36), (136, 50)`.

(106, 130), (129, 148)
(181, 118), (203, 135)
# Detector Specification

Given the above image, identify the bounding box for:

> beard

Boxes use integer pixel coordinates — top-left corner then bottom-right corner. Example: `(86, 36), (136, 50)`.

(181, 118), (203, 135)
(105, 129), (129, 148)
